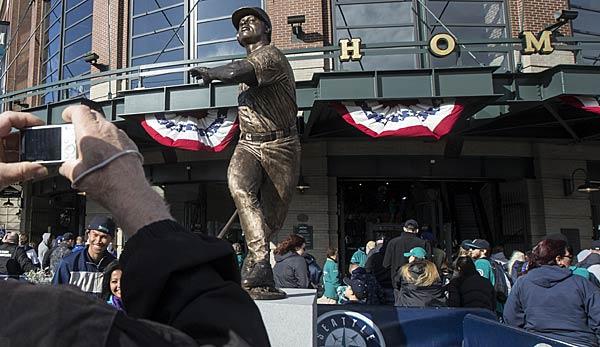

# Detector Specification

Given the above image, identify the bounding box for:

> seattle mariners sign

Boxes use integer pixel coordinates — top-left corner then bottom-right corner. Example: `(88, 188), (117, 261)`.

(317, 310), (386, 347)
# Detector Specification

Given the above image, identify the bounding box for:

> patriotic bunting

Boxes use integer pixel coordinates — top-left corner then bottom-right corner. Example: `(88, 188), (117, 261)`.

(332, 100), (464, 140)
(560, 95), (600, 115)
(141, 108), (238, 152)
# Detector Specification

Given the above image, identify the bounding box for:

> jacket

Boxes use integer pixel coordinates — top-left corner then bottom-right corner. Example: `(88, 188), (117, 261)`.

(37, 232), (51, 267)
(322, 258), (340, 299)
(365, 243), (393, 289)
(304, 253), (322, 288)
(0, 243), (35, 276)
(351, 267), (385, 305)
(49, 243), (73, 275)
(273, 251), (309, 289)
(578, 253), (600, 269)
(383, 232), (431, 283)
(350, 248), (367, 267)
(395, 263), (445, 307)
(52, 246), (116, 296)
(504, 265), (600, 347)
(446, 273), (496, 311)
(0, 219), (268, 346)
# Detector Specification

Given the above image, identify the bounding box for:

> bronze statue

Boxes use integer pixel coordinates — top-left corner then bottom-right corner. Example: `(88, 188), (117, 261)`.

(189, 7), (300, 300)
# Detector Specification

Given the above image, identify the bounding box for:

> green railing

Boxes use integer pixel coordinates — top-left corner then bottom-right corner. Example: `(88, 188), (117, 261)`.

(2, 36), (600, 107)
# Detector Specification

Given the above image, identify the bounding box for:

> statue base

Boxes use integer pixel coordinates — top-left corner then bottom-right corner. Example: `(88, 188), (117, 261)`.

(246, 286), (287, 300)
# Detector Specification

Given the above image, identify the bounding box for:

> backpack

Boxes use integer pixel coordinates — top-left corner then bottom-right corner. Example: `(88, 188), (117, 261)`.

(491, 260), (512, 303)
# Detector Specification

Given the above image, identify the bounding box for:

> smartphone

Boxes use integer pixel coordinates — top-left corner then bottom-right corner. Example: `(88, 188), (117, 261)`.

(20, 124), (77, 164)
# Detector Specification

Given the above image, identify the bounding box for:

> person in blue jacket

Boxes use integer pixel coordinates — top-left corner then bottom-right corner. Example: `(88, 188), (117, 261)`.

(52, 216), (117, 297)
(320, 248), (340, 304)
(504, 238), (600, 347)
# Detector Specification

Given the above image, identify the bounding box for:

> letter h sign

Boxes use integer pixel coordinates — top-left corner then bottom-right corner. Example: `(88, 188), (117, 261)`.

(339, 38), (362, 62)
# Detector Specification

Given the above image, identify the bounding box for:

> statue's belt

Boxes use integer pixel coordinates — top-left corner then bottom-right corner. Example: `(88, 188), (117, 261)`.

(240, 126), (297, 142)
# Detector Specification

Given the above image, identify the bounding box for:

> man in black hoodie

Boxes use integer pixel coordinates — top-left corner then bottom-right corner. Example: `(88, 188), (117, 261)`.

(383, 220), (431, 302)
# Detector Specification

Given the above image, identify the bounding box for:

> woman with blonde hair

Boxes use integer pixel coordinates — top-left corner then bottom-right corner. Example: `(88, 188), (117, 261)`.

(507, 250), (526, 283)
(395, 248), (446, 307)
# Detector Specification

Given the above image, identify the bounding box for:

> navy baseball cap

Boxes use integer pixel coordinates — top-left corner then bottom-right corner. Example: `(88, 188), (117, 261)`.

(591, 240), (600, 250)
(404, 219), (419, 228)
(87, 216), (116, 237)
(465, 239), (490, 250)
(343, 277), (367, 300)
(460, 239), (473, 250)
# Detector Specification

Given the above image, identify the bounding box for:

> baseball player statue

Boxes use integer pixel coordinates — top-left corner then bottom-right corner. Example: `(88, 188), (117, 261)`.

(189, 7), (300, 300)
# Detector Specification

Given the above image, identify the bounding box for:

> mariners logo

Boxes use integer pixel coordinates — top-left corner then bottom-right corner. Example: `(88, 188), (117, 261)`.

(317, 310), (385, 347)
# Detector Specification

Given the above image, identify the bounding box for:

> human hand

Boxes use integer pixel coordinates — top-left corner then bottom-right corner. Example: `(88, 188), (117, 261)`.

(0, 111), (48, 188)
(58, 105), (172, 235)
(188, 67), (212, 85)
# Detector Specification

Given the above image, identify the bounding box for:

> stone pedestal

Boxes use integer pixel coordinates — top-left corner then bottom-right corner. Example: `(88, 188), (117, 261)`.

(254, 288), (317, 347)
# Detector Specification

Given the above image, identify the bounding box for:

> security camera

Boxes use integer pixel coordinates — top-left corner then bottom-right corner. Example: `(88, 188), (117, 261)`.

(554, 10), (578, 22)
(287, 15), (306, 25)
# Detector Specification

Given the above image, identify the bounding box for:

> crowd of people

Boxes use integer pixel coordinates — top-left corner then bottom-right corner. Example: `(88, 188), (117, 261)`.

(262, 219), (600, 346)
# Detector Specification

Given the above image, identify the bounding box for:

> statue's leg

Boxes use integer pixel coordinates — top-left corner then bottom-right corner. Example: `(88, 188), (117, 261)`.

(260, 136), (301, 241)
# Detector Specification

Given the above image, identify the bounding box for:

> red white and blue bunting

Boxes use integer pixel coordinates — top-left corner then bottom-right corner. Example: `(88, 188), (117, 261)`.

(333, 100), (464, 140)
(560, 95), (600, 115)
(141, 108), (238, 152)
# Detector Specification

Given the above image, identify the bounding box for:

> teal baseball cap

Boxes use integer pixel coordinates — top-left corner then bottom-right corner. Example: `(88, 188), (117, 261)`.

(404, 247), (427, 259)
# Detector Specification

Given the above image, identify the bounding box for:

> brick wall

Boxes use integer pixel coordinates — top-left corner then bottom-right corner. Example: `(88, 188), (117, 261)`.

(268, 0), (329, 50)
(91, 0), (128, 72)
(507, 0), (572, 37)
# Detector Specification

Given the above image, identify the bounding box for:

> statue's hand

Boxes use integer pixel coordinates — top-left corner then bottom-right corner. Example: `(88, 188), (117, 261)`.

(189, 67), (212, 85)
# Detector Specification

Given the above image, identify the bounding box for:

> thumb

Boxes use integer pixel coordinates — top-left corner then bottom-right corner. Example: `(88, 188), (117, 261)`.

(0, 162), (48, 186)
(59, 159), (82, 183)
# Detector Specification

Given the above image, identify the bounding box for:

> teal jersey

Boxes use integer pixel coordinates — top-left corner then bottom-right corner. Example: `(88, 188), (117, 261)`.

(475, 258), (496, 286)
(322, 258), (341, 299)
(351, 249), (367, 267)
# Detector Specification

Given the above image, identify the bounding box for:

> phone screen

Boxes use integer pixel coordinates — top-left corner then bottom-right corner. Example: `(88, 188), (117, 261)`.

(21, 127), (61, 162)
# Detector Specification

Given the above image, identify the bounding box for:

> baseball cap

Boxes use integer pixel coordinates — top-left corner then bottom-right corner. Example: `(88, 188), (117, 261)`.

(404, 247), (427, 259)
(591, 240), (600, 250)
(87, 216), (116, 237)
(460, 239), (473, 250)
(232, 7), (272, 31)
(404, 219), (419, 229)
(343, 277), (367, 300)
(62, 232), (75, 241)
(465, 239), (490, 250)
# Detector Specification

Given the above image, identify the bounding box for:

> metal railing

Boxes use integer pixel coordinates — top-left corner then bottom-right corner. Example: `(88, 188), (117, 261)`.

(2, 36), (600, 107)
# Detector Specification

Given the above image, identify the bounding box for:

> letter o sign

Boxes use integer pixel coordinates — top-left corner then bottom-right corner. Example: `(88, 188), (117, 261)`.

(429, 33), (456, 57)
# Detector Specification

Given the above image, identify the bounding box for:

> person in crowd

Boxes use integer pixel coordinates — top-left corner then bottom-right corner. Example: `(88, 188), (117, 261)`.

(395, 247), (445, 307)
(365, 236), (395, 304)
(102, 260), (124, 311)
(365, 241), (377, 258)
(273, 234), (309, 288)
(72, 235), (86, 253)
(491, 245), (509, 267)
(0, 105), (269, 345)
(37, 232), (52, 269)
(42, 234), (62, 270)
(52, 217), (117, 296)
(350, 246), (367, 267)
(342, 277), (368, 304)
(0, 231), (35, 277)
(18, 232), (39, 267)
(320, 247), (341, 304)
(349, 263), (384, 305)
(303, 252), (322, 289)
(49, 232), (75, 274)
(232, 242), (245, 270)
(383, 219), (431, 302)
(507, 250), (526, 284)
(504, 239), (600, 346)
(575, 240), (600, 283)
(466, 239), (495, 284)
(446, 256), (495, 311)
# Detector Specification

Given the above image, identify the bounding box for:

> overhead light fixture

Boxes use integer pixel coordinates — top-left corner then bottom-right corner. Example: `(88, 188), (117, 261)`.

(296, 174), (310, 193)
(287, 15), (306, 42)
(564, 168), (600, 195)
(3, 198), (14, 207)
(545, 10), (578, 32)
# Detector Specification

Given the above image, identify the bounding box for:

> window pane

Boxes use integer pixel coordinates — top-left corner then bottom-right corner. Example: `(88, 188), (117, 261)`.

(573, 8), (600, 35)
(63, 59), (91, 78)
(131, 48), (184, 66)
(197, 18), (237, 42)
(426, 1), (505, 25)
(336, 2), (413, 27)
(64, 16), (93, 44)
(197, 0), (261, 20)
(66, 0), (93, 24)
(133, 0), (183, 16)
(571, 0), (600, 11)
(196, 41), (244, 59)
(64, 36), (92, 62)
(132, 31), (183, 57)
(337, 27), (415, 43)
(133, 7), (184, 36)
